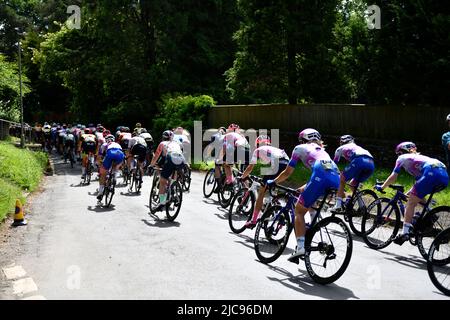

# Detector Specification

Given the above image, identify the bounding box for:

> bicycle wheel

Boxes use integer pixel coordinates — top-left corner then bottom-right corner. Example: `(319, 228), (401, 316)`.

(135, 169), (142, 193)
(86, 164), (92, 185)
(427, 228), (450, 296)
(304, 216), (353, 285)
(219, 181), (240, 209)
(417, 206), (450, 260)
(228, 189), (255, 234)
(104, 178), (115, 208)
(348, 189), (378, 237)
(203, 169), (216, 198)
(129, 170), (136, 192)
(166, 182), (183, 222)
(254, 205), (292, 264)
(149, 174), (160, 211)
(182, 166), (191, 191)
(361, 197), (400, 249)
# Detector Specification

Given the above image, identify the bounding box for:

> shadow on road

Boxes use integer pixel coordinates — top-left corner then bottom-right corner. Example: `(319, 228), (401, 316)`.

(266, 264), (359, 300)
(378, 250), (427, 270)
(87, 205), (116, 212)
(120, 191), (142, 197)
(141, 218), (180, 228)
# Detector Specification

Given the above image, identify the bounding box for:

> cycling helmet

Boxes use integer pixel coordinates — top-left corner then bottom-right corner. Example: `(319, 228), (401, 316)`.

(298, 128), (321, 143)
(102, 130), (111, 137)
(174, 127), (184, 135)
(446, 114), (450, 122)
(340, 135), (354, 145)
(140, 133), (153, 141)
(84, 128), (91, 134)
(105, 134), (115, 142)
(135, 122), (142, 128)
(162, 130), (174, 141)
(97, 126), (104, 133)
(255, 135), (271, 147)
(395, 142), (416, 155)
(228, 123), (240, 132)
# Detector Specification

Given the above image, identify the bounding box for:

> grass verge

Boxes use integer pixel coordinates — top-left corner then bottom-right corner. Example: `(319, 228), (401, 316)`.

(0, 141), (48, 221)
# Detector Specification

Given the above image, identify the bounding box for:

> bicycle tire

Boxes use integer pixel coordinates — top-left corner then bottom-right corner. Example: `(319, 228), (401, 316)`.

(228, 188), (255, 234)
(304, 216), (353, 285)
(427, 228), (450, 296)
(361, 197), (400, 249)
(87, 164), (92, 185)
(203, 169), (216, 198)
(254, 205), (292, 264)
(348, 189), (378, 236)
(135, 169), (142, 193)
(166, 182), (183, 222)
(149, 173), (160, 211)
(417, 206), (450, 260)
(181, 166), (191, 191)
(104, 178), (115, 208)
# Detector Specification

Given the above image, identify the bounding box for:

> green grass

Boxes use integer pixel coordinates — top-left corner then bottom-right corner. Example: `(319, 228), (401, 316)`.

(192, 161), (450, 206)
(0, 141), (48, 221)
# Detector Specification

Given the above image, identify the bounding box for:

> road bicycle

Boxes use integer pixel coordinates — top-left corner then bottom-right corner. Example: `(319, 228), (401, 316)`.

(82, 152), (95, 185)
(121, 158), (131, 186)
(178, 164), (192, 192)
(427, 227), (450, 296)
(329, 183), (378, 236)
(202, 163), (241, 208)
(149, 167), (183, 222)
(228, 175), (287, 234)
(254, 183), (353, 285)
(361, 182), (450, 260)
(129, 156), (143, 193)
(102, 164), (118, 208)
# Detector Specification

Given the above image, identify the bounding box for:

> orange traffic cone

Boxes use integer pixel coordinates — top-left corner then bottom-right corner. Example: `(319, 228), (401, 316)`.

(12, 199), (27, 227)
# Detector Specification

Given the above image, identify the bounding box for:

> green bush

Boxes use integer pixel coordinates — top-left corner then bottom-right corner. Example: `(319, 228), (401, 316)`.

(153, 94), (215, 135)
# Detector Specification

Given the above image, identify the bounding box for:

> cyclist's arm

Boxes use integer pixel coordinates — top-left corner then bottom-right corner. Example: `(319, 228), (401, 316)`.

(379, 173), (398, 190)
(273, 166), (295, 185)
(150, 144), (163, 167)
(241, 164), (255, 180)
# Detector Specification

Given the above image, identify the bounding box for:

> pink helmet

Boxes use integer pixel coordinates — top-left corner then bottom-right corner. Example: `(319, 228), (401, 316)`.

(395, 142), (416, 155)
(228, 123), (240, 132)
(255, 135), (271, 147)
(298, 128), (321, 143)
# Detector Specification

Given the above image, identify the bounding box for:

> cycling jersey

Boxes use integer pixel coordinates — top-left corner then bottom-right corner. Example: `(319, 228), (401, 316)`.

(64, 133), (75, 144)
(223, 132), (247, 149)
(118, 132), (132, 150)
(250, 146), (289, 165)
(333, 143), (373, 163)
(393, 154), (445, 178)
(128, 136), (147, 149)
(289, 143), (336, 170)
(103, 143), (124, 170)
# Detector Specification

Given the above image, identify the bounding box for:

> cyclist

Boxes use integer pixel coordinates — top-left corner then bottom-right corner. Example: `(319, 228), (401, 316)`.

(140, 130), (154, 168)
(375, 142), (449, 245)
(133, 123), (144, 136)
(128, 132), (148, 184)
(267, 129), (340, 262)
(98, 134), (114, 165)
(150, 130), (186, 212)
(42, 124), (52, 152)
(96, 139), (125, 204)
(63, 129), (76, 164)
(209, 127), (227, 192)
(442, 114), (450, 174)
(331, 135), (375, 213)
(223, 124), (248, 186)
(240, 135), (290, 229)
(78, 128), (97, 180)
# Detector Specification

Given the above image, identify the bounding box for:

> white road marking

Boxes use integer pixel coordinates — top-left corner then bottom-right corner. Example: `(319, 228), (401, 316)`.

(2, 265), (27, 280)
(12, 277), (38, 295)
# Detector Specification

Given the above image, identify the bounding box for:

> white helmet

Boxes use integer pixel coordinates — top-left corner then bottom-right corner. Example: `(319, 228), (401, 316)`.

(140, 132), (153, 141)
(299, 128), (321, 143)
(446, 114), (450, 122)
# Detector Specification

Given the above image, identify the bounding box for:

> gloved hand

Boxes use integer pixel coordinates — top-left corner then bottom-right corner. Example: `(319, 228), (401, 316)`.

(374, 185), (384, 192)
(266, 179), (276, 187)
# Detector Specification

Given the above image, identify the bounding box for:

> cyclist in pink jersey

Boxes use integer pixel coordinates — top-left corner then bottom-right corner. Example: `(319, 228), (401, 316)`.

(222, 124), (248, 185)
(376, 142), (449, 245)
(267, 129), (340, 262)
(240, 135), (290, 229)
(332, 135), (375, 213)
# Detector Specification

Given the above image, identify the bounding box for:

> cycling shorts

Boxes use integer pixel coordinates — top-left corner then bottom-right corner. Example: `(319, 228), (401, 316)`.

(411, 164), (449, 199)
(131, 144), (147, 162)
(343, 156), (375, 185)
(82, 141), (97, 155)
(103, 148), (125, 170)
(161, 153), (185, 180)
(298, 160), (340, 208)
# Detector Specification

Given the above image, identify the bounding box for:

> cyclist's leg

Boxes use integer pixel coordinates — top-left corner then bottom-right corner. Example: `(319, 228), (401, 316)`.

(157, 155), (175, 208)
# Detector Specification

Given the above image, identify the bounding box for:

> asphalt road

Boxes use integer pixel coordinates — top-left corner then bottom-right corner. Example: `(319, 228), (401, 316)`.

(0, 155), (448, 300)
